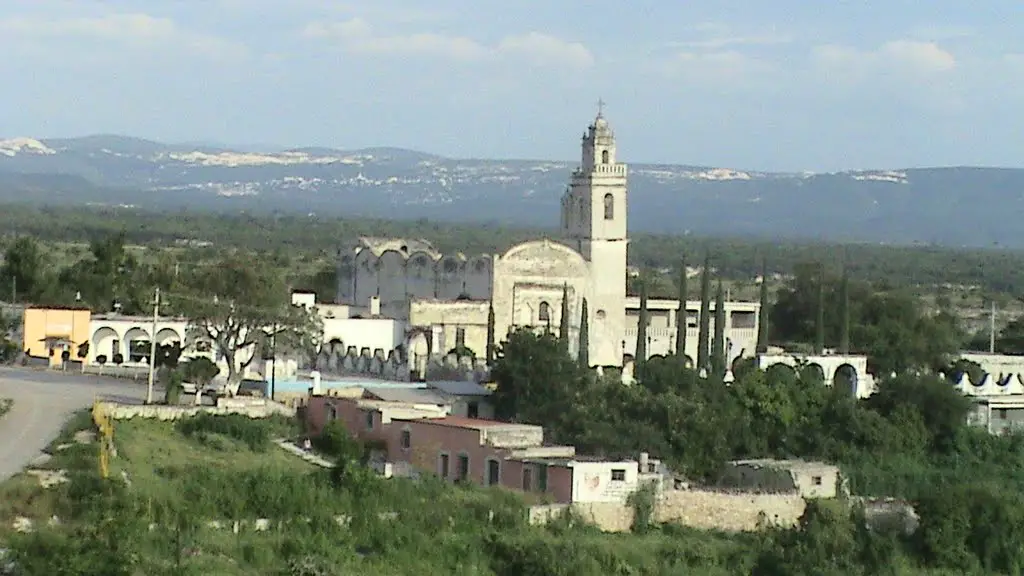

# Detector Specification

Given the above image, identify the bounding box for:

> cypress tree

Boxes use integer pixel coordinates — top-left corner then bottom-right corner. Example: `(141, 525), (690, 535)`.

(675, 256), (688, 367)
(635, 275), (649, 379)
(485, 303), (496, 365)
(815, 263), (825, 354)
(578, 298), (590, 367)
(696, 252), (712, 372)
(756, 257), (769, 354)
(712, 279), (726, 377)
(839, 264), (850, 355)
(558, 283), (570, 354)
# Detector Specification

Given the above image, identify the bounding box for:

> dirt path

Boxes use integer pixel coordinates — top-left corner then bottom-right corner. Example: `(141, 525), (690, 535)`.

(0, 367), (150, 481)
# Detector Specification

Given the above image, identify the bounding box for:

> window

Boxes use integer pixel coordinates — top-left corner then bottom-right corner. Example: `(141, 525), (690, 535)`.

(400, 430), (411, 450)
(110, 339), (120, 358)
(611, 469), (626, 482)
(439, 453), (450, 478)
(647, 463), (657, 473)
(522, 468), (533, 491)
(467, 401), (479, 419)
(458, 454), (470, 480)
(325, 405), (337, 422)
(537, 465), (548, 492)
(487, 459), (501, 486)
(129, 339), (150, 363)
(999, 409), (1009, 420)
(601, 149), (609, 164)
(455, 327), (466, 349)
(812, 476), (823, 486)
(538, 302), (551, 323)
(365, 411), (374, 430)
(603, 193), (614, 220)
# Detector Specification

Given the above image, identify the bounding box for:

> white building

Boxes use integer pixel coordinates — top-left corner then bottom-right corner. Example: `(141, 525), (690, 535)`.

(334, 107), (762, 368)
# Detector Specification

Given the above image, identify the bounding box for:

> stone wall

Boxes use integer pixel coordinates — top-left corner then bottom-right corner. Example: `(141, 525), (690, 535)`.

(656, 489), (806, 531)
(529, 488), (806, 533)
(97, 398), (295, 421)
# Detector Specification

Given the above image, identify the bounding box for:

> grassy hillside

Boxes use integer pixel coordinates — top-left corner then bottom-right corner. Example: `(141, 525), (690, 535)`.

(0, 412), (756, 575)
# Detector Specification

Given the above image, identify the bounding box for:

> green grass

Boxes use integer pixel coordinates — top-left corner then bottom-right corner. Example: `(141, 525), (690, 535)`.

(0, 398), (11, 419)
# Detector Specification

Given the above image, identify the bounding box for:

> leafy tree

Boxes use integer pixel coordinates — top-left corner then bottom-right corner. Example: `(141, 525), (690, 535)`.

(177, 253), (322, 393)
(995, 314), (1024, 354)
(697, 252), (712, 372)
(179, 357), (220, 387)
(711, 279), (726, 378)
(675, 256), (687, 364)
(0, 235), (46, 302)
(491, 328), (583, 427)
(772, 262), (960, 374)
(577, 298), (589, 367)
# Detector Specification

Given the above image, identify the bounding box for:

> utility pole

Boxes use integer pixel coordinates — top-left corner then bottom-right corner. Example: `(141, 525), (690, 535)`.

(146, 287), (160, 404)
(990, 300), (997, 354)
(270, 322), (278, 401)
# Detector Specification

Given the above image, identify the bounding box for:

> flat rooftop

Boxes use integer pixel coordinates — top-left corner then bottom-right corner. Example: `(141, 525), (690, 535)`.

(400, 416), (537, 431)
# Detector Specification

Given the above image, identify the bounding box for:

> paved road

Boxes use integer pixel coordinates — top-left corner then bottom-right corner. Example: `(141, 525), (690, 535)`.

(0, 367), (155, 482)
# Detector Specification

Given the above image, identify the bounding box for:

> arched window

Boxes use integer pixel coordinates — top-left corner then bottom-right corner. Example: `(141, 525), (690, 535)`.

(603, 193), (614, 220)
(538, 301), (551, 323)
(601, 149), (609, 164)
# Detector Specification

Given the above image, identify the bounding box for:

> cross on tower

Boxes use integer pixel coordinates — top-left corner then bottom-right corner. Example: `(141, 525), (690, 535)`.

(597, 98), (606, 117)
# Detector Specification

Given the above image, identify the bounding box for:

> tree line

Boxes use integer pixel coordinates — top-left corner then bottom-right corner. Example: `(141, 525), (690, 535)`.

(4, 202), (1024, 294)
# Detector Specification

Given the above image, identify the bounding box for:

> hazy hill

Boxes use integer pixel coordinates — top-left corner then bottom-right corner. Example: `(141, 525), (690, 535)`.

(1, 135), (1022, 248)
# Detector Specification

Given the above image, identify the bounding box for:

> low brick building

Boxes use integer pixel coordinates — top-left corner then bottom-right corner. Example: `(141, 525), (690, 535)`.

(305, 394), (642, 504)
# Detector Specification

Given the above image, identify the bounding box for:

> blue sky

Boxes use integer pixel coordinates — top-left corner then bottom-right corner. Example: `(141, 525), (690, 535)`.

(1, 0), (1022, 172)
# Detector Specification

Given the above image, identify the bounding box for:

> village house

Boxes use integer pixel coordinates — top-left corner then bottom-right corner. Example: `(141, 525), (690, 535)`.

(304, 394), (646, 504)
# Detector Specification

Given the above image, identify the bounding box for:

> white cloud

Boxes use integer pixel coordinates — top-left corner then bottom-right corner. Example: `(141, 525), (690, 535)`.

(659, 50), (775, 84)
(813, 40), (957, 78)
(0, 13), (248, 61)
(497, 32), (594, 68)
(303, 19), (593, 68)
(667, 34), (792, 50)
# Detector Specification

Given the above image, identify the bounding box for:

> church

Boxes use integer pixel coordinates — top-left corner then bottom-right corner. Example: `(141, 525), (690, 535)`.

(334, 107), (761, 370)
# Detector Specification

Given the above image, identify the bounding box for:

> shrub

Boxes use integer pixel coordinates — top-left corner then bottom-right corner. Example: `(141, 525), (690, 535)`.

(176, 414), (272, 451)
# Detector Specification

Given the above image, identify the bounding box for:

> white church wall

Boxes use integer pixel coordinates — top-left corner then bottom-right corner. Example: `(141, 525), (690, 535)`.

(409, 300), (491, 359)
(492, 239), (591, 358)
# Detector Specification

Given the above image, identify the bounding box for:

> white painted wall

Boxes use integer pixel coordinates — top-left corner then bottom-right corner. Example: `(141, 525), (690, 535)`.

(321, 316), (405, 356)
(570, 460), (640, 504)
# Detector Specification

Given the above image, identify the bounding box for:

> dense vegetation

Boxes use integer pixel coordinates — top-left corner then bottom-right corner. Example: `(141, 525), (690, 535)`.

(490, 328), (1024, 575)
(2, 202), (1024, 297)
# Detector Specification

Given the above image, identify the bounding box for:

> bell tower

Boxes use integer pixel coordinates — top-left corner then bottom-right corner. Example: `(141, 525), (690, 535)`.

(559, 101), (628, 367)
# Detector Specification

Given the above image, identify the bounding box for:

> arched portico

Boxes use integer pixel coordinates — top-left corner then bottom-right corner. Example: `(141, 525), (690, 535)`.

(758, 354), (872, 398)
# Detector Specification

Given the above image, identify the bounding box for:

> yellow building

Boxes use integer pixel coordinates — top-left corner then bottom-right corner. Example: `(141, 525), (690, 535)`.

(22, 307), (92, 366)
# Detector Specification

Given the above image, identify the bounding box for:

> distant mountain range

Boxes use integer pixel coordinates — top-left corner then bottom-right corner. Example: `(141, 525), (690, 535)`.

(1, 134), (1022, 248)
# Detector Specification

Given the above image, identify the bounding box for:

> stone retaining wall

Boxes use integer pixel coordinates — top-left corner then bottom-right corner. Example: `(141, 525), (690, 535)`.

(529, 488), (806, 533)
(97, 399), (295, 421)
